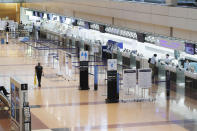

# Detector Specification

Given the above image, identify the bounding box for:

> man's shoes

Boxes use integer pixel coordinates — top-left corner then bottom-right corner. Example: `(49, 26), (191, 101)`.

(5, 92), (10, 96)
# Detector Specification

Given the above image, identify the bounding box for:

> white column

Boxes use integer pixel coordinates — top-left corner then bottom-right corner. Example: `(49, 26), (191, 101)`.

(166, 0), (177, 6)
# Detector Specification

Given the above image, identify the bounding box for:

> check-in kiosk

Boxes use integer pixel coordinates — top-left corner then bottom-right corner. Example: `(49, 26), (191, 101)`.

(106, 59), (119, 103)
(79, 51), (89, 90)
(10, 77), (30, 131)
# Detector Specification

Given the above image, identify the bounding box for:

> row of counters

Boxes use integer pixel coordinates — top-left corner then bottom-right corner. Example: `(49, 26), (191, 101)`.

(40, 28), (197, 79)
(39, 28), (197, 99)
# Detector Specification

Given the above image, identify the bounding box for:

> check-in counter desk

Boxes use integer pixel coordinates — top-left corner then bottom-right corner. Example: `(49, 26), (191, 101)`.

(164, 64), (197, 99)
(164, 65), (177, 91)
(184, 71), (197, 99)
(41, 29), (65, 46)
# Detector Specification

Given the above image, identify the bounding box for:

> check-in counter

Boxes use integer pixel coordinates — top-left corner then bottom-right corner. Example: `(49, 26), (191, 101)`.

(184, 71), (197, 99)
(164, 65), (177, 90)
(164, 64), (197, 99)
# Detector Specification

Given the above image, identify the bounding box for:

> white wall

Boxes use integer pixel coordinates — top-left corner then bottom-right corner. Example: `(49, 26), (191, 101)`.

(23, 0), (197, 42)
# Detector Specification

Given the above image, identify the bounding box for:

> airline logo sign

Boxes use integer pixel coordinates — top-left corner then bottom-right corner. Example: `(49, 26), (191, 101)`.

(80, 51), (89, 61)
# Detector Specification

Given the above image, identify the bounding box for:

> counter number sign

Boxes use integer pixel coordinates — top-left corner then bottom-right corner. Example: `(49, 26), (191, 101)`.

(107, 59), (117, 71)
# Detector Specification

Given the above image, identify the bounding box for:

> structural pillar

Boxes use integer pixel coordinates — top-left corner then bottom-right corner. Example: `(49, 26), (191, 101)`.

(166, 0), (177, 6)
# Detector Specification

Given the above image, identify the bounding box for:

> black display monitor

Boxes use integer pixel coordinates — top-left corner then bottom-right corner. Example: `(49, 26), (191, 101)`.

(84, 22), (90, 29)
(47, 14), (52, 20)
(59, 16), (66, 23)
(33, 11), (37, 16)
(72, 19), (78, 26)
(137, 33), (146, 43)
(53, 16), (57, 20)
(185, 42), (195, 55)
(38, 12), (44, 18)
(99, 25), (106, 33)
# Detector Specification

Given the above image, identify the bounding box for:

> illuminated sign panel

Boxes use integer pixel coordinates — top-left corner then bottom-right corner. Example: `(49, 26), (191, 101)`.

(157, 38), (185, 51)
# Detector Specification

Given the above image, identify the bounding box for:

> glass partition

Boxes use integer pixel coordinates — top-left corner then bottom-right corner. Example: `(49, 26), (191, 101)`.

(117, 48), (123, 75)
(157, 62), (166, 81)
(71, 37), (75, 48)
(80, 40), (84, 51)
(65, 37), (69, 48)
(176, 68), (185, 85)
(71, 37), (76, 54)
(130, 53), (136, 69)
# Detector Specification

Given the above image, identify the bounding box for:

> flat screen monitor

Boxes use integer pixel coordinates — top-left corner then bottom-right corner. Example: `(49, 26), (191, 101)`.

(53, 16), (57, 20)
(72, 19), (78, 26)
(47, 14), (52, 20)
(185, 43), (195, 55)
(99, 25), (106, 33)
(84, 22), (90, 29)
(39, 12), (44, 18)
(137, 33), (146, 43)
(59, 16), (66, 23)
(33, 11), (37, 16)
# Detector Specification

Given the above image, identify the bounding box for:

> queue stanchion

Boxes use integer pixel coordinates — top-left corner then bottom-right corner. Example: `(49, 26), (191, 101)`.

(102, 65), (108, 96)
(106, 59), (119, 103)
(94, 65), (98, 91)
(79, 51), (89, 90)
(6, 32), (9, 44)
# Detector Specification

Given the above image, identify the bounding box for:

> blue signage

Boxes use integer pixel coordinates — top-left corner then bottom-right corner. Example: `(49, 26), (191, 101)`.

(117, 42), (123, 49)
(102, 46), (107, 53)
(107, 40), (123, 52)
(84, 52), (87, 59)
(81, 52), (84, 57)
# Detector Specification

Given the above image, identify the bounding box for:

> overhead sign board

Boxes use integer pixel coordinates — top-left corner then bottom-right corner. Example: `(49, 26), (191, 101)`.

(157, 38), (185, 51)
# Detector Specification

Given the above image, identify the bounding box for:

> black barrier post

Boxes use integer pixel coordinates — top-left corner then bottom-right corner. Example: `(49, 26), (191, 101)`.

(79, 61), (89, 90)
(106, 59), (119, 103)
(166, 70), (171, 99)
(6, 32), (9, 44)
(106, 70), (119, 103)
(79, 51), (89, 90)
(94, 65), (98, 91)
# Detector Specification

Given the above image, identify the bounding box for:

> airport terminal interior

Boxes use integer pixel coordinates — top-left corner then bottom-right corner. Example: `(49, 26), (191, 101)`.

(1, 0), (197, 131)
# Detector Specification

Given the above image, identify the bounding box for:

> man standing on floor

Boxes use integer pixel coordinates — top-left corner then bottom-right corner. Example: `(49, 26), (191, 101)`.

(5, 22), (9, 44)
(150, 54), (157, 83)
(35, 63), (43, 88)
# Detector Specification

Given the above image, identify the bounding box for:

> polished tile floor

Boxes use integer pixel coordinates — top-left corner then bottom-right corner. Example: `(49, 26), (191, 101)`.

(0, 39), (197, 131)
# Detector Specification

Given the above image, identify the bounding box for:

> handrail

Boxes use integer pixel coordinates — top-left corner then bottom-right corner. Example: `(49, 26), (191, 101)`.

(0, 92), (10, 108)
